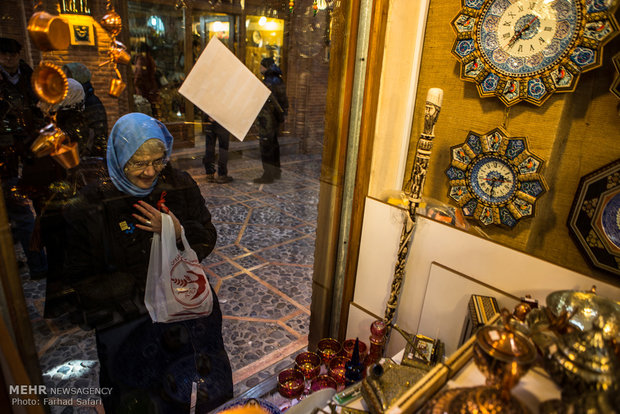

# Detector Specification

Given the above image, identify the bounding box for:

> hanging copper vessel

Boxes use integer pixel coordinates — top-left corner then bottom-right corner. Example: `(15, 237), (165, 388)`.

(27, 11), (70, 51)
(109, 41), (130, 65)
(100, 8), (122, 38)
(30, 124), (67, 157)
(51, 142), (79, 169)
(109, 78), (126, 97)
(32, 62), (68, 105)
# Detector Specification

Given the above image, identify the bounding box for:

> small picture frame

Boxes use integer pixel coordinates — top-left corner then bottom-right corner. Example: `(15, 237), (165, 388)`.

(62, 14), (97, 46)
(70, 23), (95, 46)
(401, 334), (443, 369)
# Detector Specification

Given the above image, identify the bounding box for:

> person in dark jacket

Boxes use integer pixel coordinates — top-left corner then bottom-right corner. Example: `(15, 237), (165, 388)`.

(253, 57), (289, 184)
(62, 62), (108, 156)
(63, 113), (232, 413)
(0, 37), (47, 278)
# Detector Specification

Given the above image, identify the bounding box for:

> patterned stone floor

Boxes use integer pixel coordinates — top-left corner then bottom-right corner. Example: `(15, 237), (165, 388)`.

(18, 144), (322, 412)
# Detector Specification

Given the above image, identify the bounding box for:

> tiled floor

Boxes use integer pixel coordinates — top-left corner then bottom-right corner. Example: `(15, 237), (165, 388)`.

(19, 143), (322, 412)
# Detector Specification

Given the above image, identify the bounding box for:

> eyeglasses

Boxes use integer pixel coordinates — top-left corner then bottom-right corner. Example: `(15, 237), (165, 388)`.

(125, 157), (168, 170)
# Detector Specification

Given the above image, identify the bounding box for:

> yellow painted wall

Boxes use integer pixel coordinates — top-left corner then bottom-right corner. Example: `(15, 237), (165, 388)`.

(406, 0), (620, 287)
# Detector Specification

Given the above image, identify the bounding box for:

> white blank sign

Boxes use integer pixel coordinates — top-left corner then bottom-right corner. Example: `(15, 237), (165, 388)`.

(179, 37), (270, 141)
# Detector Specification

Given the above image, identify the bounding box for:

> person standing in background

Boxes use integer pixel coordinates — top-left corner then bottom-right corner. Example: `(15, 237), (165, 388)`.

(202, 114), (233, 183)
(253, 57), (289, 184)
(62, 62), (108, 156)
(0, 37), (47, 279)
(134, 42), (160, 118)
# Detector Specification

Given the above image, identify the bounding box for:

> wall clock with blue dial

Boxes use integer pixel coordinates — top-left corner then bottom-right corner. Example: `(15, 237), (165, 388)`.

(446, 128), (548, 227)
(451, 0), (619, 106)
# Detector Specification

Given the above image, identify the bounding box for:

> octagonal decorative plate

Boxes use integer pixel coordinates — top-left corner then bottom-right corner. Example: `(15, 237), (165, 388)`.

(568, 158), (620, 276)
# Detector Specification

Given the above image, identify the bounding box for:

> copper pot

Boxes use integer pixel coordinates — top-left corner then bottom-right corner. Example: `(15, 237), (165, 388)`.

(100, 9), (122, 38)
(110, 42), (130, 65)
(51, 142), (79, 169)
(109, 78), (126, 97)
(32, 62), (68, 105)
(30, 123), (67, 157)
(473, 313), (537, 397)
(27, 11), (70, 51)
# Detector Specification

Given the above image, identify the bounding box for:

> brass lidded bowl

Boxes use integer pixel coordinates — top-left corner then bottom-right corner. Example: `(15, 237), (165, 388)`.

(32, 62), (68, 105)
(546, 289), (620, 340)
(421, 386), (531, 414)
(27, 11), (70, 51)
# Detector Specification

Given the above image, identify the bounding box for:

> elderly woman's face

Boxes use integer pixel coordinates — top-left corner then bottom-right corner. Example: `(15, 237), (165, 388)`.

(124, 144), (167, 189)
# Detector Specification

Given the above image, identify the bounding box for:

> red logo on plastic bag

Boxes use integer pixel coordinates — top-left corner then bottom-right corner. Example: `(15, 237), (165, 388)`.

(170, 259), (209, 307)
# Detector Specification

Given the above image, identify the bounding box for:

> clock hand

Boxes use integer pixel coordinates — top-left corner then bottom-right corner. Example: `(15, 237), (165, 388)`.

(483, 178), (512, 183)
(507, 15), (539, 48)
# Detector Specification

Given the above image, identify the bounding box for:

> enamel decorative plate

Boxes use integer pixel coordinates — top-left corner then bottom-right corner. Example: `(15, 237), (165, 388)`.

(446, 127), (548, 227)
(451, 0), (619, 106)
(568, 159), (620, 276)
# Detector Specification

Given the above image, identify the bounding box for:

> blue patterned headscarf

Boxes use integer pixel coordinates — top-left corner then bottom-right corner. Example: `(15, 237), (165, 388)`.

(107, 113), (174, 197)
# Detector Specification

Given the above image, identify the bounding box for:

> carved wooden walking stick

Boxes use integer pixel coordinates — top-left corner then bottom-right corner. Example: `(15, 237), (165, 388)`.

(382, 88), (443, 343)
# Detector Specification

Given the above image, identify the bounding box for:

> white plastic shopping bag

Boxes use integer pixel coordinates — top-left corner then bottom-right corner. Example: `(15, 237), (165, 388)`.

(145, 213), (213, 322)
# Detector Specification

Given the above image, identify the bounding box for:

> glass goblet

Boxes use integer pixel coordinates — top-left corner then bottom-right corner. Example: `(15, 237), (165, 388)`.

(342, 338), (368, 363)
(317, 338), (342, 366)
(295, 351), (321, 384)
(328, 355), (348, 386)
(310, 374), (338, 392)
(277, 368), (305, 400)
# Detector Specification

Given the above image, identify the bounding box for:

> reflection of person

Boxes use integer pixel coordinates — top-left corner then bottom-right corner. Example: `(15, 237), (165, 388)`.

(202, 114), (233, 183)
(0, 37), (47, 278)
(62, 62), (108, 156)
(253, 57), (289, 184)
(64, 113), (232, 413)
(134, 42), (160, 117)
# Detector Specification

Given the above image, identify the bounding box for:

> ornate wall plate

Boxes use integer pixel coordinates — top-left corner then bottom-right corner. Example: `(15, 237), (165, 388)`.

(567, 159), (620, 276)
(446, 127), (548, 228)
(451, 0), (619, 106)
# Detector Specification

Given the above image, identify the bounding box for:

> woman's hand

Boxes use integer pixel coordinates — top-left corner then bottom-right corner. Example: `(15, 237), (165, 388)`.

(133, 200), (182, 241)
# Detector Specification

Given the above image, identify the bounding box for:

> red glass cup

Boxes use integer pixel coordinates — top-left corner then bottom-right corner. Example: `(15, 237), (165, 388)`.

(328, 355), (348, 385)
(294, 351), (321, 381)
(310, 374), (338, 392)
(277, 368), (305, 399)
(317, 338), (342, 366)
(342, 339), (368, 363)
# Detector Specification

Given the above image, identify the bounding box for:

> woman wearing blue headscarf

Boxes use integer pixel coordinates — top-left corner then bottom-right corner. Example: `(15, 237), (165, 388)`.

(63, 113), (232, 413)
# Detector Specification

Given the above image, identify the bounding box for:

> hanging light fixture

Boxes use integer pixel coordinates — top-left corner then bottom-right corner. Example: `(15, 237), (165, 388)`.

(317, 0), (328, 10)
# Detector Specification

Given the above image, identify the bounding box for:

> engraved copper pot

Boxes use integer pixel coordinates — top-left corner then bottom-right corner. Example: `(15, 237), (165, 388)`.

(32, 62), (68, 105)
(542, 318), (619, 394)
(109, 78), (126, 97)
(27, 11), (70, 51)
(51, 142), (79, 169)
(546, 289), (620, 341)
(30, 123), (67, 157)
(473, 313), (538, 397)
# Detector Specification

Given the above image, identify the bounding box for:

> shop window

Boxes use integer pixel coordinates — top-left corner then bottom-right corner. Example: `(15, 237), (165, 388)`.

(128, 1), (186, 123)
(245, 15), (285, 77)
